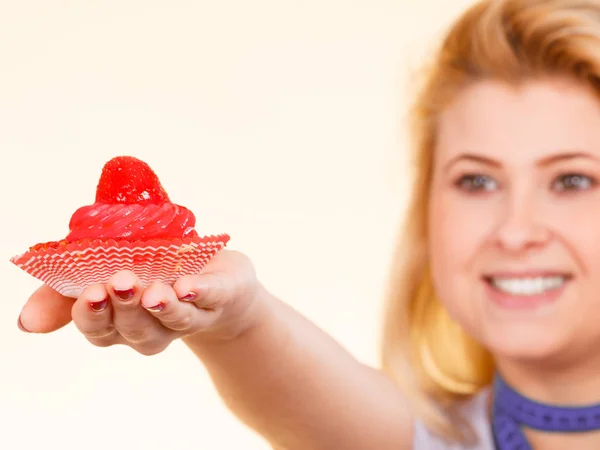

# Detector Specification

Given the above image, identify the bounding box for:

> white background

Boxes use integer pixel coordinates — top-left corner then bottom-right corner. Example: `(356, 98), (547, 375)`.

(1, 1), (475, 448)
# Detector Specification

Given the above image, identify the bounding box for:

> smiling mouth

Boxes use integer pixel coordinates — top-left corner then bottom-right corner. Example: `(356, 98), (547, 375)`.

(483, 275), (572, 296)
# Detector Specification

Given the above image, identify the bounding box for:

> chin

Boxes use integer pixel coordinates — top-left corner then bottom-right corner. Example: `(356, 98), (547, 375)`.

(439, 276), (589, 366)
(481, 320), (572, 363)
(473, 298), (588, 368)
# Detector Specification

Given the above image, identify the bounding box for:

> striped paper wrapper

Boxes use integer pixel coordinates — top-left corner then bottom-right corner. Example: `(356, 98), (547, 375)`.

(10, 234), (230, 298)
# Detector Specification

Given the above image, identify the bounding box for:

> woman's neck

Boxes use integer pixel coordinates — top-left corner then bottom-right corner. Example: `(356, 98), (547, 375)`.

(495, 354), (600, 406)
(493, 352), (600, 449)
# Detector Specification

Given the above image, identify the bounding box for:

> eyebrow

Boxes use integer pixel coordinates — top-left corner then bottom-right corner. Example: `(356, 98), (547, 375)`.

(443, 151), (600, 171)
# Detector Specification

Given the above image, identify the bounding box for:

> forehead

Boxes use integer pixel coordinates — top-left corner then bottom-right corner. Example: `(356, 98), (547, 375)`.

(435, 78), (600, 164)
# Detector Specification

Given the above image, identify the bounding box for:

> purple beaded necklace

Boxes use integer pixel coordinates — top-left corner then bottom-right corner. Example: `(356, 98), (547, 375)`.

(492, 374), (600, 449)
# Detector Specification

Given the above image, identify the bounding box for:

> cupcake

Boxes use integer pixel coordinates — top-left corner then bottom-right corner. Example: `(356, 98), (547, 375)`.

(10, 156), (230, 298)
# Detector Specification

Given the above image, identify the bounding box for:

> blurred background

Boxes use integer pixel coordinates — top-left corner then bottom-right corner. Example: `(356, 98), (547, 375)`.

(0, 1), (476, 448)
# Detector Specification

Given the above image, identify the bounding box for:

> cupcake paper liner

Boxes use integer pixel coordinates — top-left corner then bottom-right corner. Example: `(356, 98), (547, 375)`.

(10, 234), (230, 298)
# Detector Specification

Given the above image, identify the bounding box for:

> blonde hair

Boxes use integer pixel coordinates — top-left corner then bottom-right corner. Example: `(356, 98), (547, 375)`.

(380, 0), (600, 443)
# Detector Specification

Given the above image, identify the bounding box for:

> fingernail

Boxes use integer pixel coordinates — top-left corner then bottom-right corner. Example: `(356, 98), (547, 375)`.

(17, 315), (30, 333)
(179, 292), (196, 302)
(90, 298), (108, 312)
(144, 302), (165, 313)
(114, 288), (135, 300)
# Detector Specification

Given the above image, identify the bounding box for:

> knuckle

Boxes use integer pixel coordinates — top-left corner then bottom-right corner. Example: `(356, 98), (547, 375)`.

(161, 311), (194, 331)
(86, 337), (117, 348)
(84, 327), (119, 347)
(120, 327), (150, 344)
(199, 274), (229, 309)
(135, 342), (169, 356)
(82, 326), (117, 340)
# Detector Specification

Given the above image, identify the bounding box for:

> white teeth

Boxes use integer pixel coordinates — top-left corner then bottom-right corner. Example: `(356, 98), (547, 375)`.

(490, 276), (566, 296)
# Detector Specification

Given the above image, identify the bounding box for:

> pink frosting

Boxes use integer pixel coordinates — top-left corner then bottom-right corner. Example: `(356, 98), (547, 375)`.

(66, 202), (199, 241)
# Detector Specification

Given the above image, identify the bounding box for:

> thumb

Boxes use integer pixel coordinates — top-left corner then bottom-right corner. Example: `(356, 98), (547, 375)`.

(174, 271), (237, 310)
(19, 285), (75, 333)
(174, 250), (259, 311)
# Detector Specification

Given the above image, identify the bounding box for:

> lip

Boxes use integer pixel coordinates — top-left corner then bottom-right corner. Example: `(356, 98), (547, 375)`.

(482, 272), (573, 310)
(482, 270), (573, 279)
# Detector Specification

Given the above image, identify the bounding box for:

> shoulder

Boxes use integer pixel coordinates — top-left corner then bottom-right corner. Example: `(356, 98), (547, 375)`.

(412, 388), (495, 450)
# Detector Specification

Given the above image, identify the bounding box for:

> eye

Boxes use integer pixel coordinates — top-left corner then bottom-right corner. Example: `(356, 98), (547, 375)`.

(552, 173), (596, 192)
(455, 174), (498, 193)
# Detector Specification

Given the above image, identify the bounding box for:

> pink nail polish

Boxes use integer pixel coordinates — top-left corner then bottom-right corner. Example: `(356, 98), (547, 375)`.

(144, 302), (165, 312)
(90, 298), (108, 312)
(114, 288), (135, 300)
(179, 292), (196, 302)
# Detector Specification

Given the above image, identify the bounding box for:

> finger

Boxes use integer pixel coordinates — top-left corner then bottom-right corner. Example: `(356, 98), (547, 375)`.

(199, 249), (253, 274)
(173, 272), (235, 311)
(141, 281), (219, 332)
(19, 285), (75, 333)
(107, 271), (164, 344)
(174, 250), (258, 312)
(72, 283), (120, 346)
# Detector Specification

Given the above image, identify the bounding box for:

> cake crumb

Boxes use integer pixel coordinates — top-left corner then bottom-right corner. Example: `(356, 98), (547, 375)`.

(177, 244), (194, 254)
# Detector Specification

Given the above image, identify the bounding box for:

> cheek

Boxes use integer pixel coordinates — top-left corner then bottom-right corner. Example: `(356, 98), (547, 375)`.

(427, 192), (493, 328)
(542, 199), (600, 274)
(428, 191), (495, 276)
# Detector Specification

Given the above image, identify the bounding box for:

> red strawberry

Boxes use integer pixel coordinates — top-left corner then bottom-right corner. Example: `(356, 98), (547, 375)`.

(95, 156), (170, 204)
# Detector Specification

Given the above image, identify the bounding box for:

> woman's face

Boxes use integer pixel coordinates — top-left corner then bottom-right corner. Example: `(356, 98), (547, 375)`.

(428, 78), (600, 365)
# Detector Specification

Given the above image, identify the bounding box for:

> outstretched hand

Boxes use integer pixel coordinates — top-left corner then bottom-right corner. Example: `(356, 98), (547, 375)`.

(17, 250), (262, 354)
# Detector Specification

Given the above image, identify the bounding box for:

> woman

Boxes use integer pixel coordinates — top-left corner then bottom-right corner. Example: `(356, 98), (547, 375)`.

(17, 0), (600, 448)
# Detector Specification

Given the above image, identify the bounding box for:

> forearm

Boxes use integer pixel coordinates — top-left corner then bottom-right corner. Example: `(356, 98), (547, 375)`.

(182, 286), (413, 450)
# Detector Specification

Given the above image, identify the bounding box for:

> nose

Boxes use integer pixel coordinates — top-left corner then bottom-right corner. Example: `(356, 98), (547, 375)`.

(492, 192), (551, 253)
